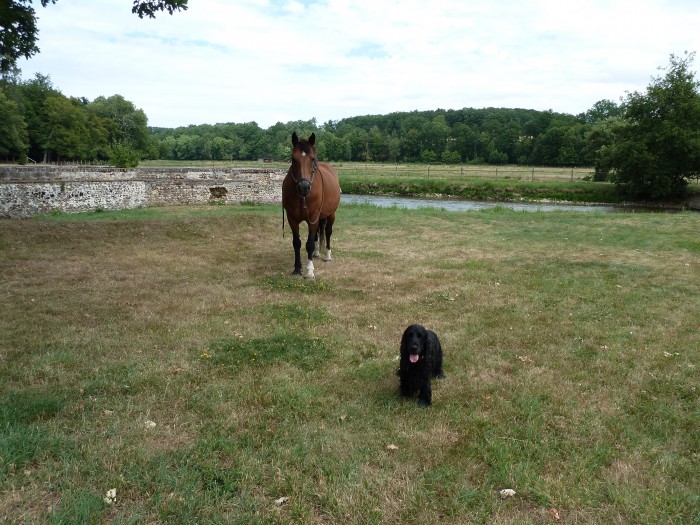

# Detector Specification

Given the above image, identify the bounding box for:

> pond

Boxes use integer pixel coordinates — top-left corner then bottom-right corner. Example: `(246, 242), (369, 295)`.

(341, 194), (675, 213)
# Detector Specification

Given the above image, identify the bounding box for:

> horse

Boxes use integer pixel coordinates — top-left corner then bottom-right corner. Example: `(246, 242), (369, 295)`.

(282, 132), (341, 279)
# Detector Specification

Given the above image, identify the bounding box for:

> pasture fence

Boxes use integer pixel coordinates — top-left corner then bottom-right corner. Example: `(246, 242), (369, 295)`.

(334, 163), (595, 183)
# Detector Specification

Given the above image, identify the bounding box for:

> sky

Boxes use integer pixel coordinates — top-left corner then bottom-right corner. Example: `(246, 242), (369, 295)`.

(19, 0), (700, 129)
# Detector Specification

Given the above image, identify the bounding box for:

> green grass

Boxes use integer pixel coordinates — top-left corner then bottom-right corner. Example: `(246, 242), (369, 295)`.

(1, 203), (698, 524)
(340, 175), (632, 205)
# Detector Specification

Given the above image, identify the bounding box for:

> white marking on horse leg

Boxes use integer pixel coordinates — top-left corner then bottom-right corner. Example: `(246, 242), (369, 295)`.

(313, 240), (320, 258)
(322, 248), (332, 262)
(305, 259), (315, 279)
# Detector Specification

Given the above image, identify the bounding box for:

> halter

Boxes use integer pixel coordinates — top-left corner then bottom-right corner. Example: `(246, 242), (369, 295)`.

(292, 156), (324, 225)
(291, 157), (317, 189)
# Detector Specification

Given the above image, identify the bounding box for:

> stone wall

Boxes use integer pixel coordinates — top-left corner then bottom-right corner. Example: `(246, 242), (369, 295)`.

(0, 166), (286, 218)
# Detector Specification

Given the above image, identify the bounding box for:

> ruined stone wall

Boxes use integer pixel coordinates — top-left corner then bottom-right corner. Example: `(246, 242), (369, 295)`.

(0, 166), (286, 218)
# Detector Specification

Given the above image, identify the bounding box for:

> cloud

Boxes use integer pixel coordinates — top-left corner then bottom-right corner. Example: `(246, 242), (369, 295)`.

(20, 0), (700, 128)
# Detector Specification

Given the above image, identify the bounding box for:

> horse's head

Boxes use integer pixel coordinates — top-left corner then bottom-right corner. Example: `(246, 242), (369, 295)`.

(291, 132), (318, 198)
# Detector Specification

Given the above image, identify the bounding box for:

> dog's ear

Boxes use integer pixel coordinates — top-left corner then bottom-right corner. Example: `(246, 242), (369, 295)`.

(400, 329), (408, 353)
(419, 327), (430, 354)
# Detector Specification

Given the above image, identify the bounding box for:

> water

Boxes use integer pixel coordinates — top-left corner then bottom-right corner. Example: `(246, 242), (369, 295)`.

(341, 194), (626, 213)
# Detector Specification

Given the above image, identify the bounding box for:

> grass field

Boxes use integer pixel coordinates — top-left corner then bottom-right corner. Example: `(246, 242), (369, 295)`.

(1, 203), (698, 524)
(139, 160), (595, 183)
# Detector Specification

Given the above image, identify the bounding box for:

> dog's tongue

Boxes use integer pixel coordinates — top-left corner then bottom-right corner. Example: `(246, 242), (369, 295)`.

(409, 354), (420, 363)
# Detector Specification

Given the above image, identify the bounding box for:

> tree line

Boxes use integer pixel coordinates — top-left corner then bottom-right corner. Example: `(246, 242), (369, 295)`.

(2, 72), (611, 168)
(1, 54), (699, 199)
(149, 105), (607, 168)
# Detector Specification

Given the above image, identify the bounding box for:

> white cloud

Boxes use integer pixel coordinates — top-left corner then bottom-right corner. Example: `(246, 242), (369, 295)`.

(19, 0), (700, 128)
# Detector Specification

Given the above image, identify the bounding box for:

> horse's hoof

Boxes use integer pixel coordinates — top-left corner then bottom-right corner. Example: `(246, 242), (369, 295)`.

(292, 269), (302, 276)
(305, 260), (315, 279)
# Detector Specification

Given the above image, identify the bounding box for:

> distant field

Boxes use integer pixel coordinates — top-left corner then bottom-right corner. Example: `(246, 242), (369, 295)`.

(1, 203), (698, 523)
(139, 160), (595, 182)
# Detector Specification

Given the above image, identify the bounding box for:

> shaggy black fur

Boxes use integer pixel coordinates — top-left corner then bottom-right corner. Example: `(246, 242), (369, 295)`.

(398, 324), (445, 407)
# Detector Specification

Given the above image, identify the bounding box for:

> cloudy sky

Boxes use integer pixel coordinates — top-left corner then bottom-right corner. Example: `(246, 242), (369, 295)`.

(19, 0), (700, 129)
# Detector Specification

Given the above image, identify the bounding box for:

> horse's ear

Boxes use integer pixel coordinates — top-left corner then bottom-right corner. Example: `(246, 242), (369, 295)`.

(292, 132), (299, 146)
(308, 133), (315, 146)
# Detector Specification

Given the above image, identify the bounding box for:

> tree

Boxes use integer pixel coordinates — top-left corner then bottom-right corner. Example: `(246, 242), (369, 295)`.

(44, 95), (89, 160)
(610, 52), (700, 199)
(131, 0), (187, 19)
(13, 73), (59, 160)
(401, 128), (421, 162)
(0, 0), (188, 74)
(582, 99), (622, 124)
(367, 126), (388, 161)
(451, 123), (479, 161)
(0, 89), (28, 161)
(90, 94), (149, 153)
(558, 125), (586, 166)
(0, 1), (56, 75)
(420, 116), (449, 158)
(584, 118), (621, 181)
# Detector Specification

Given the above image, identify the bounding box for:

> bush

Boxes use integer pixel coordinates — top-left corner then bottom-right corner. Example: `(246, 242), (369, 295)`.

(441, 150), (461, 164)
(109, 142), (141, 168)
(487, 150), (508, 165)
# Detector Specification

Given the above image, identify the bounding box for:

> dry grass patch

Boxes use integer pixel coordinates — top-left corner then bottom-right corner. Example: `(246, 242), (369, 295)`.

(1, 204), (698, 524)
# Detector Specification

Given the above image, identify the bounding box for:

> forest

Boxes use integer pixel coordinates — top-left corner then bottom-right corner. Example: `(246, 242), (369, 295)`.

(149, 103), (617, 169)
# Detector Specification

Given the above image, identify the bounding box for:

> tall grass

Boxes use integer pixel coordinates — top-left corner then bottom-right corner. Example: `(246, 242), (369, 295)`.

(1, 203), (698, 524)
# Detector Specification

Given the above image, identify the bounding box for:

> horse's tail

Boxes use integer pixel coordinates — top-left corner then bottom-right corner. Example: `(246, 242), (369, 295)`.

(281, 205), (285, 238)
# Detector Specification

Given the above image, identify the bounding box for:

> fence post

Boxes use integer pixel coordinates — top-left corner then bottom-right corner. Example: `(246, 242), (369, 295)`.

(531, 167), (534, 181)
(427, 166), (430, 179)
(496, 167), (498, 179)
(571, 168), (574, 182)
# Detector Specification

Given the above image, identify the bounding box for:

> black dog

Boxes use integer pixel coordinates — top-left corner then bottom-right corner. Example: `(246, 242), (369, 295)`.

(398, 324), (445, 407)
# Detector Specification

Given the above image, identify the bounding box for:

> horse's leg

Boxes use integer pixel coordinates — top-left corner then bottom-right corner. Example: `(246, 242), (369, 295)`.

(305, 223), (318, 279)
(315, 219), (326, 258)
(322, 213), (335, 262)
(289, 220), (303, 276)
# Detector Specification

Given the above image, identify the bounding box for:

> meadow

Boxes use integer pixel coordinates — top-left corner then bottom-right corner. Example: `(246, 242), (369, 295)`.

(1, 202), (698, 524)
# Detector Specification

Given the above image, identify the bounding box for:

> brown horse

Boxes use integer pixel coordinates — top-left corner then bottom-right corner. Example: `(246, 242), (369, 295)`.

(282, 132), (341, 278)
